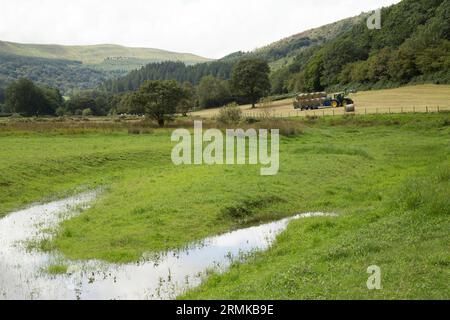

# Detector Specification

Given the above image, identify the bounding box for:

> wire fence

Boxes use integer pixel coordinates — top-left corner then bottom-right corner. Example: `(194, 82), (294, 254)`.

(241, 105), (450, 119)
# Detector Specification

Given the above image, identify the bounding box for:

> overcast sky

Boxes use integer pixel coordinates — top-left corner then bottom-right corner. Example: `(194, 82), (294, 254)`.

(0, 0), (400, 59)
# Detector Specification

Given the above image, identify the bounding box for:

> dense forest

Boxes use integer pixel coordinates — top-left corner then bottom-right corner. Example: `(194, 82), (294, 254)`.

(0, 41), (212, 96)
(0, 53), (118, 95)
(277, 0), (450, 93)
(102, 60), (234, 92)
(0, 58), (270, 117)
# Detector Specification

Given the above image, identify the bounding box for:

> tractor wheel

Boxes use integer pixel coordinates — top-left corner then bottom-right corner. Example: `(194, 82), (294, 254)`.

(331, 100), (339, 108)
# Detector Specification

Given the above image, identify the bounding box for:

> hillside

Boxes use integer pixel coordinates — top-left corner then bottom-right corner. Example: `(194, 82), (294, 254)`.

(2, 0), (449, 97)
(106, 14), (365, 93)
(0, 41), (212, 94)
(106, 0), (450, 97)
(277, 0), (450, 93)
(250, 13), (367, 69)
(0, 53), (110, 94)
(0, 41), (212, 67)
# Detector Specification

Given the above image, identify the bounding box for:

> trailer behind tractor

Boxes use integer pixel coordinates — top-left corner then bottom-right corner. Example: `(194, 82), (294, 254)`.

(293, 92), (355, 112)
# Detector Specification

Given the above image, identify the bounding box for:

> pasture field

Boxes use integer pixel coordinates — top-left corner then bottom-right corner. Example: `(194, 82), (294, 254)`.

(0, 112), (449, 298)
(190, 84), (450, 118)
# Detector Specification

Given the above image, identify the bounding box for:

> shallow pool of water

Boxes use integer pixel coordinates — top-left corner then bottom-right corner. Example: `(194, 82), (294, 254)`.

(0, 192), (336, 300)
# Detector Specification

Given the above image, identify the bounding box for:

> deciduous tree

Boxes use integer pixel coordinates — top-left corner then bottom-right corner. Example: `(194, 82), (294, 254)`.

(231, 59), (271, 108)
(134, 80), (185, 127)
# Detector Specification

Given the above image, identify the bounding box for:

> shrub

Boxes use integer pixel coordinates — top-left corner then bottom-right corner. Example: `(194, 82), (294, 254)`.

(244, 117), (260, 124)
(82, 108), (93, 117)
(221, 195), (284, 219)
(217, 102), (242, 125)
(55, 107), (66, 117)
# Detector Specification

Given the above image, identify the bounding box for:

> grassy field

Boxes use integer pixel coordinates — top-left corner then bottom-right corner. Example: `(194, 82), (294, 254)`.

(191, 84), (450, 118)
(1, 112), (449, 298)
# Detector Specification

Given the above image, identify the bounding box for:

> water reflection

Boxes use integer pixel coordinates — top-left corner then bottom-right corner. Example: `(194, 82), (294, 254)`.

(0, 192), (336, 300)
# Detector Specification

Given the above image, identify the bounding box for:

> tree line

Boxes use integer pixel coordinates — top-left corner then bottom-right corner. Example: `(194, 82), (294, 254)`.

(103, 60), (234, 93)
(1, 0), (447, 119)
(1, 58), (271, 126)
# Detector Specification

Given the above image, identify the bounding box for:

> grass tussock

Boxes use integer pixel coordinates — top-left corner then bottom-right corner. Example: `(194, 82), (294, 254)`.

(393, 165), (450, 216)
(47, 264), (68, 275)
(295, 145), (373, 159)
(221, 195), (285, 221)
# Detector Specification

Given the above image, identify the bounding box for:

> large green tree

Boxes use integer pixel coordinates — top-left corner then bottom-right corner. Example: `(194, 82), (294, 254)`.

(65, 90), (112, 116)
(132, 80), (185, 127)
(0, 87), (5, 104)
(5, 78), (61, 116)
(231, 59), (271, 108)
(177, 81), (197, 116)
(197, 75), (232, 108)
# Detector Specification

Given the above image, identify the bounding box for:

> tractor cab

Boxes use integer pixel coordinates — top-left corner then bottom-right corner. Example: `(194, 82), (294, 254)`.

(325, 92), (354, 109)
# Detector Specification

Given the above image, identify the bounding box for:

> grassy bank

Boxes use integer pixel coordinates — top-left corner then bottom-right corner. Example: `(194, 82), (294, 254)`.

(1, 113), (449, 298)
(182, 166), (449, 299)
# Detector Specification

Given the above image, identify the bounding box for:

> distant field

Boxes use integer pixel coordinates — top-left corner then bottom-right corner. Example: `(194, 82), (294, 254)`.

(191, 84), (450, 118)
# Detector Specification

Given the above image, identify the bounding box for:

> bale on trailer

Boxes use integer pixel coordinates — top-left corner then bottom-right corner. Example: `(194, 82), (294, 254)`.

(293, 91), (355, 111)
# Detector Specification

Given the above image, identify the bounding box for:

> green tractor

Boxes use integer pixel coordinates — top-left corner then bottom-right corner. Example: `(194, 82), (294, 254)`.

(326, 92), (355, 111)
(294, 91), (355, 112)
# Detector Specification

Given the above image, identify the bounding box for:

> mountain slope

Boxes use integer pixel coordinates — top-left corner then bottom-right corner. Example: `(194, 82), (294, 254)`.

(109, 0), (449, 96)
(221, 13), (366, 70)
(0, 53), (109, 93)
(0, 41), (213, 94)
(106, 14), (365, 93)
(0, 41), (212, 66)
(280, 0), (450, 93)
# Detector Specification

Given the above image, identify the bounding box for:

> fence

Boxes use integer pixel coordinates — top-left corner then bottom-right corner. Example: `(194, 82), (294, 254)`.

(241, 105), (450, 119)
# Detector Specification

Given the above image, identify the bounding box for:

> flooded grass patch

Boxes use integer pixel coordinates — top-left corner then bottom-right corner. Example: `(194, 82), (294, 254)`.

(0, 191), (334, 299)
(47, 264), (68, 275)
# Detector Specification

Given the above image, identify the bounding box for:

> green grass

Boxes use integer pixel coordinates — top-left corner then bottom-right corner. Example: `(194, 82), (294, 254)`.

(47, 264), (68, 275)
(1, 113), (449, 298)
(181, 167), (449, 299)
